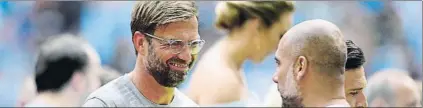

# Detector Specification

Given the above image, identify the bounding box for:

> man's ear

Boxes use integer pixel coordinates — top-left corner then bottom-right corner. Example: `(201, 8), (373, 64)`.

(294, 56), (307, 81)
(133, 31), (147, 56)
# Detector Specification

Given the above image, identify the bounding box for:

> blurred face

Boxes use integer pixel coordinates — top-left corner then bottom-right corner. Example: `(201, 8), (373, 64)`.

(367, 78), (421, 107)
(345, 66), (367, 107)
(272, 38), (304, 107)
(394, 82), (420, 107)
(368, 97), (390, 107)
(250, 13), (293, 63)
(143, 17), (201, 87)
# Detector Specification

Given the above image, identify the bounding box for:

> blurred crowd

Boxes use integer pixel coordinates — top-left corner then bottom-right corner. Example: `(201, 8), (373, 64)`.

(0, 1), (421, 107)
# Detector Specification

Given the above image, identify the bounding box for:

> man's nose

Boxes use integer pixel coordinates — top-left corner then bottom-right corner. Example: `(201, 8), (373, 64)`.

(356, 92), (368, 107)
(177, 47), (192, 63)
(272, 71), (280, 83)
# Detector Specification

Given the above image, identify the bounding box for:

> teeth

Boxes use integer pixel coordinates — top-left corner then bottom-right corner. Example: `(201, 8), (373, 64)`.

(169, 62), (187, 68)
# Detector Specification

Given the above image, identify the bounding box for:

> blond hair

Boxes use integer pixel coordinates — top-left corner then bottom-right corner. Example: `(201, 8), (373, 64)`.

(215, 1), (294, 31)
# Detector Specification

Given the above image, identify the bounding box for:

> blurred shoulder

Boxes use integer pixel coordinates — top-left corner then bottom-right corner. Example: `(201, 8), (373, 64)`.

(84, 75), (126, 107)
(174, 89), (199, 107)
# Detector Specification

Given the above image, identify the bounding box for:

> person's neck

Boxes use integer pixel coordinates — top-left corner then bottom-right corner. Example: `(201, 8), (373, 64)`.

(218, 32), (251, 71)
(130, 58), (175, 105)
(35, 90), (79, 107)
(301, 75), (348, 107)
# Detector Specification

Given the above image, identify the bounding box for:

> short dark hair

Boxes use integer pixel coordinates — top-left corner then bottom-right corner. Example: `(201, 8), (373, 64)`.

(35, 34), (89, 93)
(345, 40), (366, 70)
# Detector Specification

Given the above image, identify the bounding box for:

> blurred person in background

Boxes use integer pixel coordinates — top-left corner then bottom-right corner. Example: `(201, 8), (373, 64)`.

(186, 1), (294, 106)
(273, 19), (349, 107)
(83, 1), (204, 107)
(110, 39), (136, 75)
(25, 34), (102, 107)
(264, 40), (368, 107)
(365, 68), (421, 107)
(99, 66), (121, 86)
(344, 40), (368, 107)
(79, 1), (135, 66)
(16, 74), (37, 107)
(366, 1), (421, 81)
(31, 1), (83, 37)
(416, 80), (423, 106)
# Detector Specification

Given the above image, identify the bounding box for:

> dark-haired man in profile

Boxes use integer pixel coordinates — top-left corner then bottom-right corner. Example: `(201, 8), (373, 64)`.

(344, 40), (368, 107)
(25, 34), (102, 107)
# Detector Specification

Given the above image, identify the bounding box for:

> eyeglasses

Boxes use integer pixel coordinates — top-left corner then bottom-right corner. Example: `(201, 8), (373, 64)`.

(144, 33), (205, 54)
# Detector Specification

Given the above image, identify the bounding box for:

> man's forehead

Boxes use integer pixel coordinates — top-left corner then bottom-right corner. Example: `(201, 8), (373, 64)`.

(352, 77), (367, 89)
(275, 46), (284, 59)
(276, 33), (291, 56)
(346, 82), (366, 91)
(346, 71), (367, 89)
(155, 28), (199, 41)
(154, 17), (199, 39)
(278, 27), (297, 47)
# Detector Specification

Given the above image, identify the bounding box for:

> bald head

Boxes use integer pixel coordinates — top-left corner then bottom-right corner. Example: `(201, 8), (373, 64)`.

(277, 19), (347, 76)
(274, 19), (348, 107)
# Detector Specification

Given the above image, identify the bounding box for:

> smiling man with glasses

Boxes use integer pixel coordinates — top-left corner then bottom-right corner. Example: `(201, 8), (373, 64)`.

(83, 1), (204, 107)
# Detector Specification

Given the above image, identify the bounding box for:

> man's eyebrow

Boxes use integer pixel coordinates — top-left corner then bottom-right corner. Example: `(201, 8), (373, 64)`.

(275, 57), (280, 63)
(349, 88), (363, 91)
(162, 37), (200, 42)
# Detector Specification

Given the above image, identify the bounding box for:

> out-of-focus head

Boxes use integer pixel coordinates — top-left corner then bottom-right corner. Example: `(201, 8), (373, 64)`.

(365, 69), (420, 107)
(130, 1), (203, 87)
(344, 40), (367, 107)
(16, 75), (37, 107)
(34, 34), (101, 102)
(273, 19), (346, 107)
(215, 1), (295, 63)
